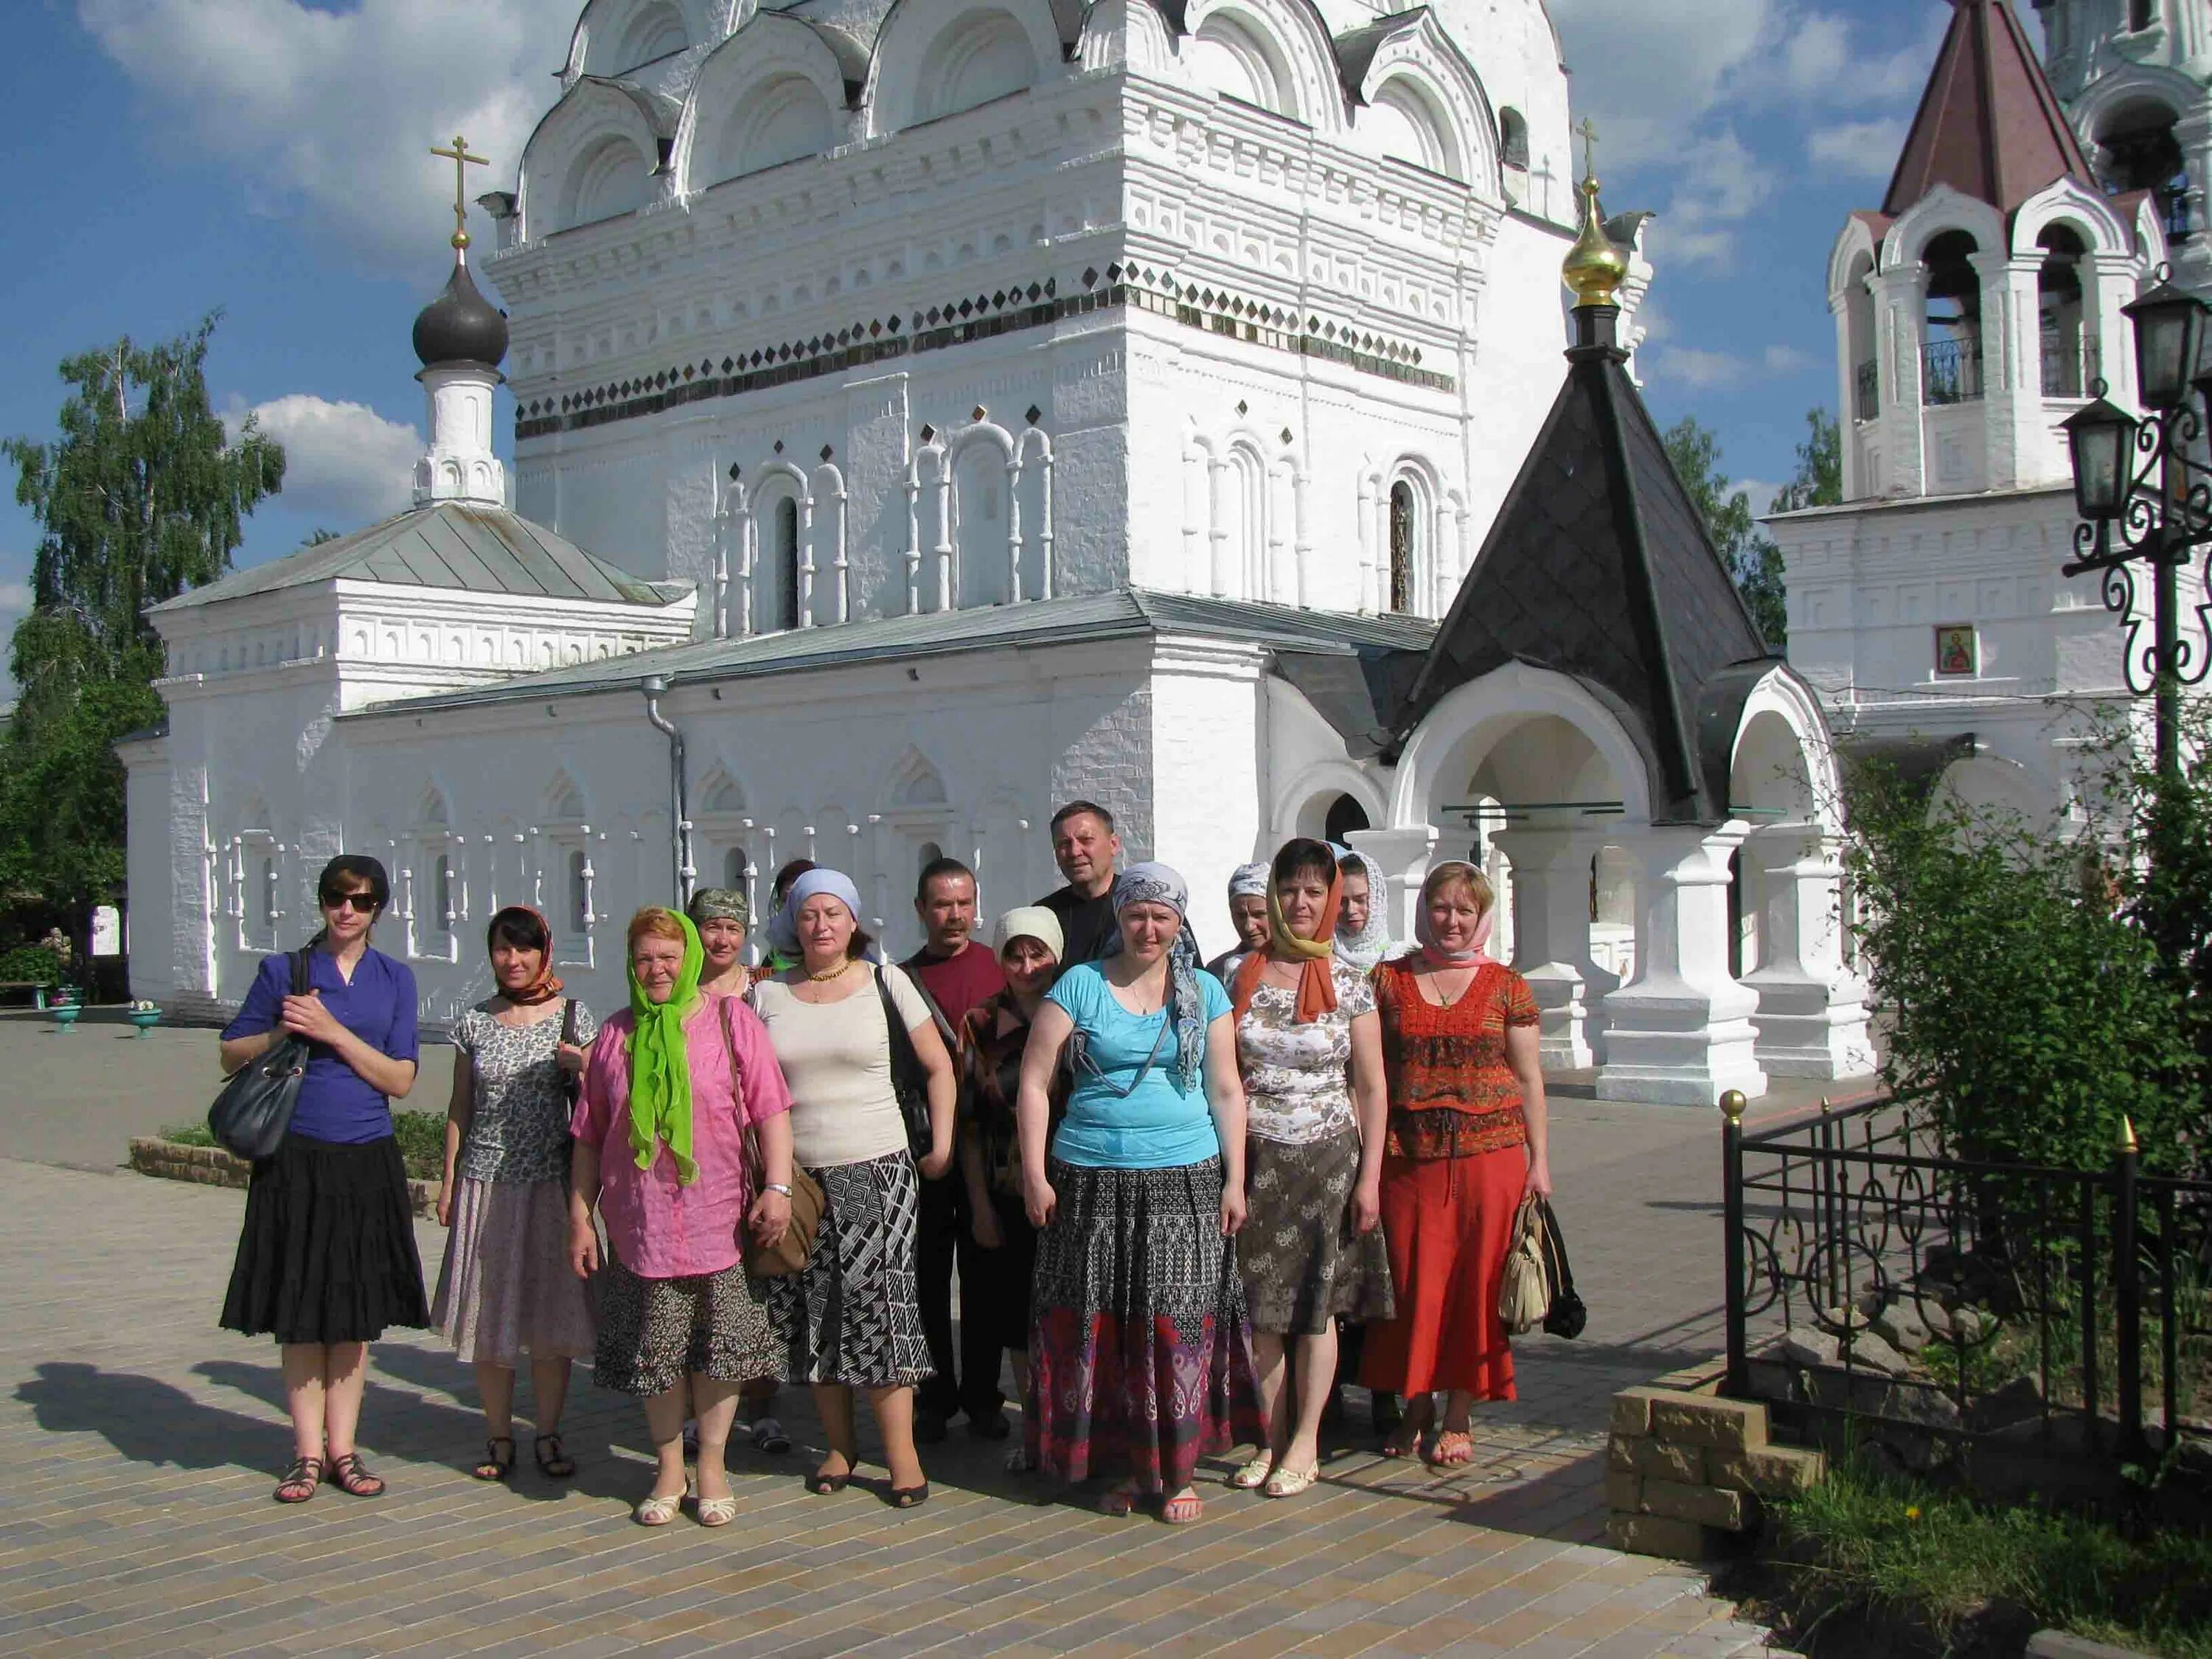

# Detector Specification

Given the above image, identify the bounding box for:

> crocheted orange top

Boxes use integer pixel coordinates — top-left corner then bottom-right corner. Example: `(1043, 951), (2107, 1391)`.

(1372, 958), (1539, 1161)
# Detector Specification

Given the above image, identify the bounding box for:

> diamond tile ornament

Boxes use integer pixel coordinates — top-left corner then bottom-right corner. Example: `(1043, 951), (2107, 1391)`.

(820, 444), (833, 462)
(1026, 405), (1042, 425)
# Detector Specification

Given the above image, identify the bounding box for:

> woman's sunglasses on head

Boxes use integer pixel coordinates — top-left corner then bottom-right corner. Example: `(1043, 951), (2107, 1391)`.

(321, 890), (379, 914)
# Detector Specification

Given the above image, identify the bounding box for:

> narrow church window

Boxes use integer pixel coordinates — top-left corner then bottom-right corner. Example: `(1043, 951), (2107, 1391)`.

(1498, 108), (1529, 172)
(1388, 482), (1416, 613)
(567, 849), (590, 936)
(1323, 793), (1370, 844)
(2037, 226), (2089, 396)
(1921, 230), (1983, 406)
(257, 856), (279, 950)
(434, 855), (454, 948)
(919, 841), (942, 874)
(2098, 102), (2190, 240)
(724, 846), (748, 888)
(776, 498), (801, 632)
(2129, 0), (2156, 32)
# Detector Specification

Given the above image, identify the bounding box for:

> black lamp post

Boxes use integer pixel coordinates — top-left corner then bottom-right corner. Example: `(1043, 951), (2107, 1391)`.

(2061, 274), (2212, 782)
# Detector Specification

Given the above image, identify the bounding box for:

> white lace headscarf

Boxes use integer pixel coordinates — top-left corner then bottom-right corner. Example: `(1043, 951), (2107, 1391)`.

(1332, 844), (1395, 971)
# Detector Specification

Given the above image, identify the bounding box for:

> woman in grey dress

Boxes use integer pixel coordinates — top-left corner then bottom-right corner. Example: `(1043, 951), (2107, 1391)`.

(433, 906), (600, 1482)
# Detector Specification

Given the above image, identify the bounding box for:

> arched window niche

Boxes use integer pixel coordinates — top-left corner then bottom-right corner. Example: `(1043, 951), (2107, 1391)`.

(2097, 98), (2190, 243)
(2037, 226), (2091, 397)
(1388, 480), (1417, 615)
(1921, 229), (1983, 406)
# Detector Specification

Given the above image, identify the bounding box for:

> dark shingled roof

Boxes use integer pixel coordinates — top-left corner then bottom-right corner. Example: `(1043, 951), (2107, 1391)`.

(150, 501), (688, 613)
(1881, 0), (2095, 218)
(1391, 305), (1781, 825)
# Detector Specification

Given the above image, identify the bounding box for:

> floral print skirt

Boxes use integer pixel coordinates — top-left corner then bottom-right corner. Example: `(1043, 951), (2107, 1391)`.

(1240, 1128), (1396, 1336)
(1027, 1157), (1263, 1497)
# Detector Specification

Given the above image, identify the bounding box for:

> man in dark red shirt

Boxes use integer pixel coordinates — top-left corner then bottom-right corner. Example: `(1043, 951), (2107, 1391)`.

(900, 855), (1007, 1441)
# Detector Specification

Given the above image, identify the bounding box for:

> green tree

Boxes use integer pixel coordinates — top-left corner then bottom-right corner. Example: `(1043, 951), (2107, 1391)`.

(1661, 414), (1789, 652)
(1770, 407), (1842, 514)
(1, 315), (283, 943)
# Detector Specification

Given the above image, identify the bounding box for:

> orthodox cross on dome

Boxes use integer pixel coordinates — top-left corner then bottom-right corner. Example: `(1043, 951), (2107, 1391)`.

(1573, 116), (1600, 186)
(431, 133), (490, 251)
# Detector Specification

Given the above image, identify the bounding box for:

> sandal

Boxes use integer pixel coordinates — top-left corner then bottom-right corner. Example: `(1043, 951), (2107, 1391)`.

(695, 1493), (739, 1528)
(532, 1432), (575, 1479)
(1380, 1427), (1427, 1460)
(274, 1455), (324, 1504)
(633, 1490), (684, 1526)
(751, 1416), (792, 1455)
(1262, 1462), (1319, 1498)
(1428, 1430), (1474, 1468)
(1228, 1453), (1274, 1490)
(1095, 1481), (1137, 1517)
(887, 1482), (929, 1509)
(1161, 1489), (1204, 1525)
(327, 1453), (385, 1498)
(807, 1459), (852, 1496)
(473, 1436), (515, 1482)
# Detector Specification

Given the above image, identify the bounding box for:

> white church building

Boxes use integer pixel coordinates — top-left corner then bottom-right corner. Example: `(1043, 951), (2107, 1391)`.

(119, 0), (1871, 1105)
(1771, 0), (2210, 827)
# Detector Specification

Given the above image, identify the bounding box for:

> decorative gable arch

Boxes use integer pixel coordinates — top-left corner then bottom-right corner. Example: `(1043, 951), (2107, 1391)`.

(676, 13), (862, 192)
(868, 0), (1060, 136)
(1880, 183), (2006, 272)
(1179, 0), (1344, 136)
(518, 77), (674, 237)
(1340, 10), (1502, 197)
(563, 0), (723, 81)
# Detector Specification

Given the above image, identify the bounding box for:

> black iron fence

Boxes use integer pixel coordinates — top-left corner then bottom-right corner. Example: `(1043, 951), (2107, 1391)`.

(1923, 335), (1983, 405)
(1854, 359), (1879, 422)
(1722, 1094), (2212, 1478)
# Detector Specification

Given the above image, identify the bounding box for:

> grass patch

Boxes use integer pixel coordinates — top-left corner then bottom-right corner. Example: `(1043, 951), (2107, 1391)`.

(1747, 1453), (2212, 1657)
(158, 1111), (445, 1180)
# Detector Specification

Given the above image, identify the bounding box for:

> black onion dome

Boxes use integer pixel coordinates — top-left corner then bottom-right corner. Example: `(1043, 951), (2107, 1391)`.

(411, 257), (508, 370)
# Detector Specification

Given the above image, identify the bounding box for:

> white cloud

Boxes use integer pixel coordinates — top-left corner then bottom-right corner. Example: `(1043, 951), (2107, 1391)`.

(1809, 119), (1910, 180)
(1764, 344), (1815, 375)
(226, 395), (421, 523)
(1546, 0), (1773, 167)
(1644, 341), (1815, 391)
(77, 0), (572, 278)
(1649, 131), (1777, 268)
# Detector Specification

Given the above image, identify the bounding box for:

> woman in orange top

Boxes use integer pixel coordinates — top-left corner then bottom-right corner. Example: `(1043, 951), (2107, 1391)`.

(1360, 860), (1551, 1467)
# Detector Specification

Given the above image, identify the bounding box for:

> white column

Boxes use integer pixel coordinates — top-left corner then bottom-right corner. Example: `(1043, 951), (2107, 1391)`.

(1596, 825), (1767, 1105)
(1345, 825), (1438, 947)
(1491, 827), (1615, 1070)
(1739, 824), (1877, 1079)
(1972, 251), (2045, 490)
(1871, 265), (1929, 499)
(1832, 288), (1863, 501)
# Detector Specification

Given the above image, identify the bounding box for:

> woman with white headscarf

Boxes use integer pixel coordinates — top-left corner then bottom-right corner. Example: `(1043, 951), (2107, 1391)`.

(1206, 862), (1272, 984)
(1332, 846), (1396, 973)
(751, 869), (956, 1508)
(1015, 863), (1264, 1524)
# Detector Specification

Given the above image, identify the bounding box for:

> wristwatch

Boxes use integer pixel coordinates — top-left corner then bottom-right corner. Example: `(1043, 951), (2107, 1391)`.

(763, 1182), (793, 1197)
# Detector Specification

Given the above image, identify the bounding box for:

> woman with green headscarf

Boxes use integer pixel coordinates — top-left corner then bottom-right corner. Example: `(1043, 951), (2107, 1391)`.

(568, 907), (797, 1528)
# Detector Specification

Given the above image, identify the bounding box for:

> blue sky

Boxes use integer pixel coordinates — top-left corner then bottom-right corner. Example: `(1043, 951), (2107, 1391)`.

(0, 0), (1974, 694)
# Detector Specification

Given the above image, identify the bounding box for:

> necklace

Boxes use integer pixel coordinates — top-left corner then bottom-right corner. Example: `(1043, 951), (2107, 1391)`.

(807, 959), (855, 984)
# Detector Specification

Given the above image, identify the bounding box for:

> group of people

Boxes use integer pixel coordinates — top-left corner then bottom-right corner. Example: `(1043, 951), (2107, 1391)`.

(215, 802), (1551, 1527)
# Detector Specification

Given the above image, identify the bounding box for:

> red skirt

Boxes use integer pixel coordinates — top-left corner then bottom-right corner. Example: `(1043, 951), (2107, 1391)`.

(1360, 1147), (1524, 1401)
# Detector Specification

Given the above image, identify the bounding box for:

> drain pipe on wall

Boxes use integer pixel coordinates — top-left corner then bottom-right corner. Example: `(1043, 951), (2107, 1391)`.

(641, 675), (694, 907)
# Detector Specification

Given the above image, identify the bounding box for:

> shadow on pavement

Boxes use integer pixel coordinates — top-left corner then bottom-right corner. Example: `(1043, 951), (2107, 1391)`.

(16, 1360), (285, 1473)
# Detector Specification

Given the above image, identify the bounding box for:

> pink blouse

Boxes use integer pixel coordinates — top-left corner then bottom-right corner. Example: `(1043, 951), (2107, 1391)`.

(571, 994), (793, 1280)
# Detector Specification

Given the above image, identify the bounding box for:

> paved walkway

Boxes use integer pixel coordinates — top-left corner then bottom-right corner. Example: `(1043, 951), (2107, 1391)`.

(0, 1008), (1836, 1655)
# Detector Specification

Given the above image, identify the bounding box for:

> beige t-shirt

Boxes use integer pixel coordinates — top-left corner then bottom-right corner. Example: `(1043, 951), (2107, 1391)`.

(751, 964), (932, 1169)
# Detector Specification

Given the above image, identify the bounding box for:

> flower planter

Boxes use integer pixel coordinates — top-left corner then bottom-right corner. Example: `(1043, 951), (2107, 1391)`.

(49, 1004), (80, 1032)
(128, 1009), (162, 1037)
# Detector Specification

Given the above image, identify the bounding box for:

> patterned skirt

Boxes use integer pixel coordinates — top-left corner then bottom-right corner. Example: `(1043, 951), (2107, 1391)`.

(1027, 1157), (1264, 1496)
(1241, 1129), (1397, 1335)
(762, 1150), (931, 1388)
(431, 1176), (599, 1366)
(594, 1256), (781, 1397)
(220, 1134), (428, 1346)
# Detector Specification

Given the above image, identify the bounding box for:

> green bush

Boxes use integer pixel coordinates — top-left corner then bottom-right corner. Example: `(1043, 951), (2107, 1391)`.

(1845, 763), (2204, 1178)
(161, 1111), (443, 1179)
(159, 1121), (215, 1147)
(0, 945), (61, 987)
(1757, 1453), (2212, 1658)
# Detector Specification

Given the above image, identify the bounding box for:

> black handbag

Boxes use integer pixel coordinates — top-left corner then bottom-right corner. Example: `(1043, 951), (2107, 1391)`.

(209, 948), (313, 1161)
(876, 966), (935, 1160)
(1537, 1197), (1587, 1340)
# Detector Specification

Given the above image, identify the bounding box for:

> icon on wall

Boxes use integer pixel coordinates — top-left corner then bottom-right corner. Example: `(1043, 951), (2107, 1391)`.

(1934, 624), (1977, 678)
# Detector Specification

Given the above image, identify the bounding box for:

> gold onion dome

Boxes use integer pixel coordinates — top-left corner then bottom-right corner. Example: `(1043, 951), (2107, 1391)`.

(1562, 171), (1630, 309)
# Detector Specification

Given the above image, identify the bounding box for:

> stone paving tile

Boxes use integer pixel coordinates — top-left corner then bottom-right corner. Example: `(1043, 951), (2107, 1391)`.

(0, 1155), (1777, 1654)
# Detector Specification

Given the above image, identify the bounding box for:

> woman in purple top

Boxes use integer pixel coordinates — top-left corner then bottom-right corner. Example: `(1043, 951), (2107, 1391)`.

(218, 855), (429, 1504)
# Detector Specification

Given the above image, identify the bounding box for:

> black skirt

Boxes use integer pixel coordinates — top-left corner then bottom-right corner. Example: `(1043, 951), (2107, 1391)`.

(220, 1133), (429, 1345)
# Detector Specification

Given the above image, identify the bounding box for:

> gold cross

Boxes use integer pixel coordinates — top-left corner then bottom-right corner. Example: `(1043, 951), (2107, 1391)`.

(1574, 117), (1600, 183)
(430, 133), (490, 250)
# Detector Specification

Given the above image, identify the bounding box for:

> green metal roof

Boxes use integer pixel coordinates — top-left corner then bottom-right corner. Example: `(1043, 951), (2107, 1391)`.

(150, 501), (686, 613)
(342, 589), (1436, 720)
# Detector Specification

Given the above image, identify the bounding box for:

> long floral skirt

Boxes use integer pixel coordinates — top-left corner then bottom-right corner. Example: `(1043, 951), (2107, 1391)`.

(1360, 1147), (1523, 1402)
(1240, 1129), (1397, 1336)
(1027, 1156), (1263, 1497)
(431, 1175), (598, 1366)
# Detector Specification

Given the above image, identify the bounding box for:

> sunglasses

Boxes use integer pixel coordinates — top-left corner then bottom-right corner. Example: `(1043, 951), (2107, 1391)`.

(321, 891), (380, 914)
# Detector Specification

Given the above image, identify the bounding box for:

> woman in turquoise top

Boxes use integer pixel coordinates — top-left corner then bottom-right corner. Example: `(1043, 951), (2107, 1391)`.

(1015, 862), (1263, 1523)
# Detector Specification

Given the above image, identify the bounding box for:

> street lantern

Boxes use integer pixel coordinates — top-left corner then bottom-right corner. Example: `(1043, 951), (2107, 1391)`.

(2061, 391), (2137, 524)
(2121, 279), (2209, 408)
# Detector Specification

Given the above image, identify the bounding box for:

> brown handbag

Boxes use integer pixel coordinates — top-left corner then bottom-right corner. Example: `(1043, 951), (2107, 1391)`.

(717, 998), (823, 1277)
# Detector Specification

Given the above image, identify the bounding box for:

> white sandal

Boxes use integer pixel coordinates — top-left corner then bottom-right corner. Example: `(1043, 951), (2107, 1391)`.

(633, 1491), (684, 1526)
(1262, 1463), (1318, 1498)
(695, 1493), (738, 1527)
(1228, 1453), (1274, 1490)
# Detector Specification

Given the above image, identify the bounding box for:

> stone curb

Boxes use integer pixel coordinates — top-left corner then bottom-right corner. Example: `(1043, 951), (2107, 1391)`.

(2027, 1634), (2154, 1658)
(128, 1136), (438, 1218)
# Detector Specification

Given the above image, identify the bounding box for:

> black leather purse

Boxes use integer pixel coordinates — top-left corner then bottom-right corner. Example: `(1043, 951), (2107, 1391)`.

(209, 948), (313, 1161)
(875, 966), (935, 1160)
(1537, 1197), (1587, 1340)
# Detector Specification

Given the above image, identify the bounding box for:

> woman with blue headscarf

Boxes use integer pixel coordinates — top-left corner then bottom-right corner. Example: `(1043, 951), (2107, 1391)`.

(751, 869), (957, 1508)
(1015, 862), (1264, 1524)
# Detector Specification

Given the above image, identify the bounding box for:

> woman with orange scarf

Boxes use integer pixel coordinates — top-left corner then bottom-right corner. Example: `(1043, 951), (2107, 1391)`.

(1225, 839), (1394, 1498)
(432, 906), (602, 1484)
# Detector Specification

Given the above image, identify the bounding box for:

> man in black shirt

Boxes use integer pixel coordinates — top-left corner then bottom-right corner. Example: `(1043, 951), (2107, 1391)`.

(1035, 800), (1122, 966)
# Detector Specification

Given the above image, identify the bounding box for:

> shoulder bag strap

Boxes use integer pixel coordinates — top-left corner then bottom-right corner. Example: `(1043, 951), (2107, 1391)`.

(719, 996), (764, 1190)
(290, 947), (311, 997)
(560, 995), (579, 1047)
